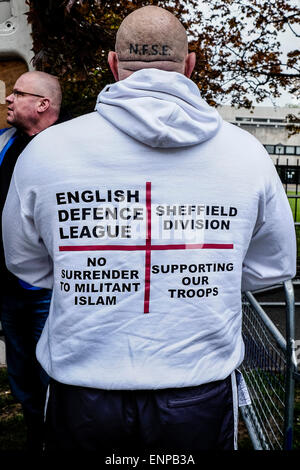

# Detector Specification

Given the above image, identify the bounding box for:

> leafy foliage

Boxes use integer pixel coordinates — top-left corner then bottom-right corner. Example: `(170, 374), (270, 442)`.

(287, 110), (300, 136)
(193, 0), (300, 108)
(26, 0), (299, 117)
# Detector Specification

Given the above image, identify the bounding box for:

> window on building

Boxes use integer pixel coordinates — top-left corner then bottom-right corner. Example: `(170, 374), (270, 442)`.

(236, 117), (252, 122)
(296, 147), (300, 155)
(275, 145), (285, 155)
(253, 118), (268, 122)
(265, 145), (275, 154)
(270, 118), (285, 123)
(285, 146), (295, 155)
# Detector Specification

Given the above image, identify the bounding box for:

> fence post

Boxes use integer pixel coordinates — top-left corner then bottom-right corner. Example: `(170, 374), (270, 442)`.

(296, 159), (299, 195)
(283, 280), (296, 450)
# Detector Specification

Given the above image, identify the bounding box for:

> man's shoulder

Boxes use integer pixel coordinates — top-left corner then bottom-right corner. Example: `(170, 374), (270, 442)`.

(14, 112), (99, 169)
(53, 112), (97, 132)
(220, 120), (268, 153)
(221, 119), (259, 141)
(0, 127), (17, 152)
(34, 112), (98, 142)
(215, 119), (274, 172)
(0, 126), (16, 137)
(0, 128), (9, 136)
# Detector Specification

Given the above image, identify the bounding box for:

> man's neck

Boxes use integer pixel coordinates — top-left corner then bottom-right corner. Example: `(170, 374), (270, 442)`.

(21, 116), (58, 137)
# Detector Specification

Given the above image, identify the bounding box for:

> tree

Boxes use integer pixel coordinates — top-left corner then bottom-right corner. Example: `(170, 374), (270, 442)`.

(190, 0), (300, 108)
(26, 0), (300, 116)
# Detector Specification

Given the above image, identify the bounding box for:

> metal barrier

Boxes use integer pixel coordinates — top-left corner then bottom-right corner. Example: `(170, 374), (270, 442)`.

(240, 280), (299, 450)
(287, 194), (300, 227)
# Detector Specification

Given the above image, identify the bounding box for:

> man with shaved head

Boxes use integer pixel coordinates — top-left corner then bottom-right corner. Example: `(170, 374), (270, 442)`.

(109, 5), (195, 80)
(0, 71), (62, 451)
(6, 71), (62, 133)
(2, 6), (295, 453)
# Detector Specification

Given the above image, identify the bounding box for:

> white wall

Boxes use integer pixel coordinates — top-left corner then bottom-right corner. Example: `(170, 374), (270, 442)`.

(0, 0), (34, 68)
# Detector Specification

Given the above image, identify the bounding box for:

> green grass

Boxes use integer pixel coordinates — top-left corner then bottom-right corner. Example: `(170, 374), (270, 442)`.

(288, 192), (300, 223)
(0, 367), (26, 451)
(287, 193), (300, 259)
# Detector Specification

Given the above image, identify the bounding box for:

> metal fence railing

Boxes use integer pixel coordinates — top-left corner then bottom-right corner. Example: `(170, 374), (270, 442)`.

(240, 280), (299, 450)
(275, 160), (300, 280)
(287, 195), (300, 228)
(275, 158), (300, 194)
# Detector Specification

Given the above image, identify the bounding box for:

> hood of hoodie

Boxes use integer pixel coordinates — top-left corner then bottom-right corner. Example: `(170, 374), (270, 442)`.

(95, 69), (222, 148)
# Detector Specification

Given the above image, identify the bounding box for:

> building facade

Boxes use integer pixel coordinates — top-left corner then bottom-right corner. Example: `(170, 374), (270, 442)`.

(218, 105), (300, 166)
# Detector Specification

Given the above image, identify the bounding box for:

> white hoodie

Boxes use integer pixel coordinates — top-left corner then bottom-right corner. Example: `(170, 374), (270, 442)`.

(2, 69), (296, 389)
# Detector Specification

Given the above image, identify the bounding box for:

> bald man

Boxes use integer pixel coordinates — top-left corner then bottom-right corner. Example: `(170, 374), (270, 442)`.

(0, 71), (62, 451)
(108, 5), (195, 80)
(2, 6), (296, 453)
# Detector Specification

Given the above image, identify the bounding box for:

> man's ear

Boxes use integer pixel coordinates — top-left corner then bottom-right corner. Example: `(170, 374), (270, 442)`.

(37, 98), (50, 113)
(184, 52), (196, 78)
(108, 51), (119, 81)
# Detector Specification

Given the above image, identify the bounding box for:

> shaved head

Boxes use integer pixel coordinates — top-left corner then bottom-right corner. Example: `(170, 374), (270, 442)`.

(6, 71), (62, 135)
(116, 5), (188, 64)
(109, 5), (195, 81)
(20, 71), (62, 112)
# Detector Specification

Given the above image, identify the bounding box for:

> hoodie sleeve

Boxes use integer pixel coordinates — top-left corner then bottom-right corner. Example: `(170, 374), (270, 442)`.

(2, 173), (53, 289)
(241, 176), (296, 292)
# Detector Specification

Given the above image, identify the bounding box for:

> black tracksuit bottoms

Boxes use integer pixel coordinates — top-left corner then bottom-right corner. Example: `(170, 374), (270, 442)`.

(44, 374), (236, 452)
